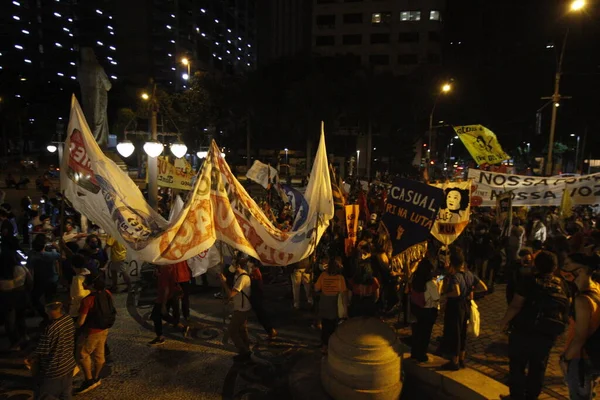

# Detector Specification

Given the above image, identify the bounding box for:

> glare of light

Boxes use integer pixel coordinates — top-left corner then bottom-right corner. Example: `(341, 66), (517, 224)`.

(247, 63), (250, 66)
(144, 141), (164, 158)
(181, 57), (189, 65)
(215, 19), (219, 23)
(15, 94), (21, 98)
(442, 83), (452, 93)
(24, 59), (31, 63)
(96, 9), (103, 14)
(247, 44), (251, 48)
(107, 56), (113, 60)
(170, 142), (188, 158)
(571, 133), (576, 137)
(70, 61), (75, 66)
(69, 33), (74, 37)
(546, 43), (555, 49)
(47, 144), (58, 153)
(107, 25), (113, 30)
(170, 40), (175, 44)
(171, 14), (175, 18)
(110, 61), (117, 65)
(13, 1), (20, 5)
(197, 151), (208, 159)
(238, 37), (242, 40)
(68, 18), (73, 22)
(110, 75), (117, 79)
(200, 8), (206, 13)
(141, 92), (150, 100)
(22, 29), (30, 34)
(201, 33), (206, 37)
(182, 73), (189, 80)
(15, 45), (23, 50)
(555, 102), (560, 107)
(57, 72), (64, 76)
(20, 77), (26, 81)
(116, 140), (135, 158)
(571, 0), (586, 11)
(166, 25), (172, 29)
(454, 135), (459, 139)
(70, 76), (76, 80)
(109, 46), (116, 50)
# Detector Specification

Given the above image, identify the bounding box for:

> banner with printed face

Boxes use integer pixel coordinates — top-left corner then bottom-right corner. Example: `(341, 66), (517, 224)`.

(151, 156), (195, 190)
(246, 160), (279, 189)
(468, 169), (600, 207)
(62, 96), (334, 265)
(430, 181), (471, 245)
(344, 204), (359, 255)
(381, 178), (444, 256)
(454, 125), (510, 166)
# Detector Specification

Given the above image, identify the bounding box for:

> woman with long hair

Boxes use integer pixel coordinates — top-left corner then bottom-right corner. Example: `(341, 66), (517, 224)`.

(440, 247), (487, 370)
(348, 262), (380, 318)
(409, 259), (440, 362)
(314, 256), (348, 355)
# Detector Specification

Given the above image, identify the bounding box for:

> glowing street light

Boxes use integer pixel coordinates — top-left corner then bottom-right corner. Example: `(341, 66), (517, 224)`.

(143, 141), (164, 158)
(170, 141), (187, 158)
(116, 140), (135, 158)
(141, 92), (149, 100)
(571, 0), (586, 11)
(46, 144), (57, 153)
(182, 73), (189, 80)
(441, 83), (452, 93)
(181, 57), (189, 66)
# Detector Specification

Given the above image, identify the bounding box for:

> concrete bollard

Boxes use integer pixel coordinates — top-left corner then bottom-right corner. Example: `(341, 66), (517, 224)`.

(321, 317), (405, 400)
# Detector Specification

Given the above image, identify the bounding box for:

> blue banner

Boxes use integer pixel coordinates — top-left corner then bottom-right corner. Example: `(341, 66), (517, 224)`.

(382, 178), (444, 256)
(282, 185), (309, 230)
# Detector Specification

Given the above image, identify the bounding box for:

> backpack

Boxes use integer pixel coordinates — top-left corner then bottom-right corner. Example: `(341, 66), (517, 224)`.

(575, 290), (600, 370)
(237, 273), (263, 309)
(86, 290), (117, 330)
(525, 275), (570, 337)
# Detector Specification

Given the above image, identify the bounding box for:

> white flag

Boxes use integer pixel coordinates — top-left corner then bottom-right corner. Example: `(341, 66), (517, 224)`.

(246, 160), (278, 189)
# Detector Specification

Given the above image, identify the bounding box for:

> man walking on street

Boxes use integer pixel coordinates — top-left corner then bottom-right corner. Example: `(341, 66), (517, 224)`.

(26, 301), (76, 400)
(219, 257), (253, 362)
(500, 251), (570, 400)
(75, 277), (116, 395)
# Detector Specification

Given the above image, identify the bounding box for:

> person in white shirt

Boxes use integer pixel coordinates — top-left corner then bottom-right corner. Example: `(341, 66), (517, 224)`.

(409, 259), (441, 363)
(219, 255), (252, 362)
(529, 216), (547, 244)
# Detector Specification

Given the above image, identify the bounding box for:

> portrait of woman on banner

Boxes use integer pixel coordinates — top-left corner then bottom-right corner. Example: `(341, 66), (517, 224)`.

(438, 187), (470, 224)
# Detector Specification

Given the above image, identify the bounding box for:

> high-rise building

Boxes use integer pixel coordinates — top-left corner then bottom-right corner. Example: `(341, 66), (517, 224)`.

(311, 0), (446, 75)
(116, 0), (257, 90)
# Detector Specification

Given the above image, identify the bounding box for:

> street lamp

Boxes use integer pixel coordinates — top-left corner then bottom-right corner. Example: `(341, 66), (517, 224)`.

(170, 141), (187, 158)
(182, 73), (189, 81)
(141, 92), (149, 101)
(116, 140), (135, 158)
(181, 57), (191, 78)
(356, 150), (360, 176)
(47, 144), (57, 153)
(143, 141), (163, 158)
(427, 82), (452, 178)
(544, 0), (587, 175)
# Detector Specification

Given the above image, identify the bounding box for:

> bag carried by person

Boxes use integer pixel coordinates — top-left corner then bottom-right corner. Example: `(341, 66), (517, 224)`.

(467, 300), (480, 337)
(527, 275), (570, 337)
(86, 290), (117, 330)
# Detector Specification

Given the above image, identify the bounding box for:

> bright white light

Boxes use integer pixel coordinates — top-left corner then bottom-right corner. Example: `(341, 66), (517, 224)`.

(170, 142), (188, 158)
(238, 37), (242, 40)
(107, 25), (113, 30)
(108, 16), (112, 19)
(109, 32), (114, 35)
(24, 59), (31, 63)
(13, 1), (20, 5)
(54, 12), (61, 17)
(110, 61), (117, 65)
(68, 18), (73, 22)
(166, 25), (172, 29)
(171, 67), (176, 71)
(110, 75), (117, 79)
(227, 40), (231, 44)
(218, 57), (222, 60)
(215, 42), (219, 46)
(13, 15), (20, 20)
(116, 140), (135, 158)
(215, 19), (219, 23)
(247, 63), (250, 66)
(107, 56), (113, 60)
(182, 73), (189, 80)
(555, 102), (560, 107)
(454, 135), (459, 139)
(47, 144), (58, 153)
(171, 14), (175, 18)
(57, 72), (64, 76)
(247, 44), (251, 48)
(70, 76), (76, 80)
(22, 29), (30, 34)
(15, 94), (21, 98)
(227, 29), (232, 33)
(69, 33), (74, 37)
(143, 141), (164, 158)
(96, 9), (103, 14)
(571, 0), (586, 11)
(226, 50), (230, 54)
(237, 57), (241, 60)
(15, 45), (23, 50)
(109, 46), (116, 50)
(97, 41), (104, 46)
(238, 47), (242, 51)
(200, 8), (206, 13)
(63, 27), (70, 32)
(55, 42), (62, 48)
(196, 151), (208, 159)
(70, 61), (75, 65)
(201, 33), (206, 37)
(170, 40), (175, 44)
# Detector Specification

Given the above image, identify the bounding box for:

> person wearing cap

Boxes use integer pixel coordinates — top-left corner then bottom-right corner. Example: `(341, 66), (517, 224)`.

(560, 253), (600, 400)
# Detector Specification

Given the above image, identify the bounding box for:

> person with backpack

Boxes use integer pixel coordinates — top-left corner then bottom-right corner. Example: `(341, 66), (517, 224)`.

(499, 250), (570, 400)
(75, 277), (116, 395)
(219, 256), (253, 362)
(440, 246), (487, 371)
(559, 253), (600, 400)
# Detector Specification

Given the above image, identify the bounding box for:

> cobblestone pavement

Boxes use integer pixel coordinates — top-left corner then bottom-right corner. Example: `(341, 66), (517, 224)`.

(0, 279), (571, 399)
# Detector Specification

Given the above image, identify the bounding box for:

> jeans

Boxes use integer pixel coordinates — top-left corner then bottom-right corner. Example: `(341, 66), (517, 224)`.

(508, 330), (556, 400)
(291, 269), (312, 308)
(34, 372), (73, 400)
(151, 298), (179, 337)
(228, 310), (251, 354)
(442, 298), (469, 357)
(566, 358), (598, 400)
(411, 306), (438, 359)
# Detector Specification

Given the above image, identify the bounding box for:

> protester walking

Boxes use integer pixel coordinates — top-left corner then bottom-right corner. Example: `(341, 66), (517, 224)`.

(314, 256), (348, 355)
(173, 260), (192, 323)
(409, 259), (440, 363)
(149, 264), (187, 346)
(75, 278), (116, 395)
(247, 257), (277, 339)
(219, 258), (253, 362)
(26, 301), (76, 400)
(441, 247), (487, 370)
(500, 251), (570, 400)
(559, 253), (600, 400)
(290, 258), (313, 310)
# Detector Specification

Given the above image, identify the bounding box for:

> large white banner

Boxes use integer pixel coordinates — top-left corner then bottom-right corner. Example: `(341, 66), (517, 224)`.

(468, 169), (600, 207)
(62, 96), (334, 265)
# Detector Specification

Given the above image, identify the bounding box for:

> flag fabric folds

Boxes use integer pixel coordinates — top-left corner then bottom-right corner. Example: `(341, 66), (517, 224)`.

(454, 125), (510, 166)
(61, 96), (334, 265)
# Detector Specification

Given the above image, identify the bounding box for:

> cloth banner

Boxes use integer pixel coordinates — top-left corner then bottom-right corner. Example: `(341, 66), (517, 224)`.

(468, 169), (600, 207)
(381, 178), (444, 256)
(246, 160), (279, 189)
(430, 181), (471, 246)
(344, 204), (359, 255)
(150, 156), (195, 190)
(186, 241), (234, 277)
(61, 96), (334, 265)
(455, 125), (510, 166)
(495, 192), (512, 236)
(281, 184), (309, 230)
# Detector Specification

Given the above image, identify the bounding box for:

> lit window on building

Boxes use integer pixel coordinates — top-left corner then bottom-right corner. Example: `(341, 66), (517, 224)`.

(13, 1), (20, 5)
(430, 11), (441, 21)
(96, 9), (103, 15)
(57, 72), (64, 76)
(24, 59), (31, 63)
(215, 19), (219, 23)
(63, 27), (69, 32)
(54, 12), (61, 17)
(13, 15), (20, 20)
(110, 75), (117, 79)
(97, 41), (103, 46)
(171, 14), (175, 18)
(372, 12), (391, 24)
(107, 26), (113, 30)
(166, 25), (172, 29)
(110, 61), (117, 65)
(55, 42), (62, 48)
(109, 46), (116, 50)
(200, 8), (206, 13)
(71, 76), (76, 80)
(22, 29), (30, 34)
(15, 45), (23, 50)
(400, 11), (421, 21)
(372, 13), (381, 24)
(70, 61), (75, 65)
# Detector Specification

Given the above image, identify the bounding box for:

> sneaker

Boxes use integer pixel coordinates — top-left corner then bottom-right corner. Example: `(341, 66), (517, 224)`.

(148, 337), (166, 346)
(74, 379), (100, 395)
(232, 352), (252, 362)
(440, 361), (460, 371)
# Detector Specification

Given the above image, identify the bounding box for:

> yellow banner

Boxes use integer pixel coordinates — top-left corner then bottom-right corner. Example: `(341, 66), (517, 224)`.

(454, 125), (509, 165)
(344, 204), (359, 255)
(148, 156), (195, 190)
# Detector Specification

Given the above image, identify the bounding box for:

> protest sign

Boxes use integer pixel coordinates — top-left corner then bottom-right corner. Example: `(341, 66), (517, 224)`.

(468, 169), (600, 207)
(455, 125), (510, 165)
(496, 191), (512, 236)
(62, 96), (334, 266)
(381, 178), (444, 256)
(344, 204), (359, 255)
(150, 157), (195, 191)
(430, 181), (471, 245)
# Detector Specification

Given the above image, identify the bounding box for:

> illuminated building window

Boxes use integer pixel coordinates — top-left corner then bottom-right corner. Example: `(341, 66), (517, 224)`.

(430, 11), (441, 21)
(400, 11), (421, 21)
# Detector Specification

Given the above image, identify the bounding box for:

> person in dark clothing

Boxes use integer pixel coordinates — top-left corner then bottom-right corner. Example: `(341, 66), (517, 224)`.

(506, 249), (534, 305)
(441, 247), (487, 370)
(348, 262), (380, 318)
(27, 235), (61, 322)
(500, 251), (570, 400)
(409, 259), (440, 362)
(247, 258), (277, 339)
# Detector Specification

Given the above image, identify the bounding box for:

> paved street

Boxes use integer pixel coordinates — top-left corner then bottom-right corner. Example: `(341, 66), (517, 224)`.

(0, 278), (572, 400)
